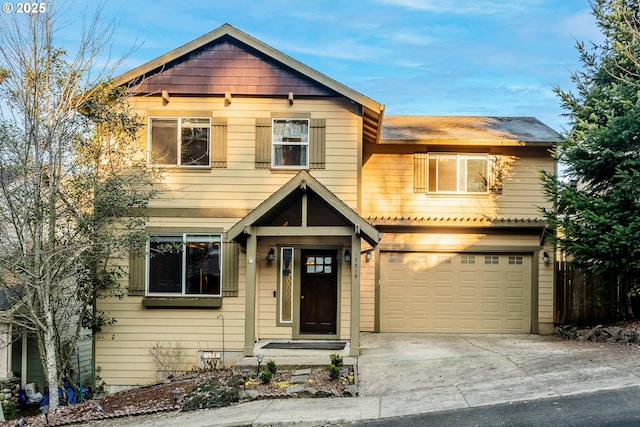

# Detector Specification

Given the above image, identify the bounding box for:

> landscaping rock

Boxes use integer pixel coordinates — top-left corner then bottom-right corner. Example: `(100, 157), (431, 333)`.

(292, 368), (311, 376)
(344, 384), (358, 397)
(239, 390), (260, 401)
(286, 385), (317, 398)
(289, 374), (309, 384)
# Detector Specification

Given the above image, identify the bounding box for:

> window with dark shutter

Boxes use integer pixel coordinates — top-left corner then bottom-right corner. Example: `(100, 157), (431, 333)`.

(255, 118), (272, 168)
(309, 118), (326, 169)
(210, 117), (228, 168)
(222, 241), (239, 297)
(128, 249), (146, 296)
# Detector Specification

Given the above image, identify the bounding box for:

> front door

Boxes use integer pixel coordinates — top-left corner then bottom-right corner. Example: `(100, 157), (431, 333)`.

(300, 250), (337, 334)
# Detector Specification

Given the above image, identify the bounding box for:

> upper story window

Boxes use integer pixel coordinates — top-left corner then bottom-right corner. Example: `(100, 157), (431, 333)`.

(272, 118), (310, 168)
(147, 234), (221, 296)
(150, 117), (210, 167)
(427, 153), (488, 194)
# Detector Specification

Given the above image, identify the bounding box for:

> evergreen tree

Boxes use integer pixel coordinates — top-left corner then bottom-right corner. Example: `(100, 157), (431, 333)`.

(542, 0), (640, 316)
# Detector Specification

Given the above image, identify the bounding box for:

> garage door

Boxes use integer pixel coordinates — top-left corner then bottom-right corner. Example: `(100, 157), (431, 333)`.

(380, 252), (531, 333)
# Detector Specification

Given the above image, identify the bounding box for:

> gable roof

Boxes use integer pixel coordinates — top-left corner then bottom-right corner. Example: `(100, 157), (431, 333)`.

(111, 24), (384, 144)
(380, 116), (560, 146)
(227, 170), (381, 246)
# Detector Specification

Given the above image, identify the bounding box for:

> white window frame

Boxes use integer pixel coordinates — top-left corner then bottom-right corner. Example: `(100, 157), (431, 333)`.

(271, 118), (310, 169)
(428, 153), (489, 194)
(149, 117), (211, 167)
(146, 233), (222, 297)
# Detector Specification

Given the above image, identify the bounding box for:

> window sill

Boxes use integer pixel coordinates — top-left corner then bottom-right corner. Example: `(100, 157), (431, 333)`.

(142, 296), (222, 308)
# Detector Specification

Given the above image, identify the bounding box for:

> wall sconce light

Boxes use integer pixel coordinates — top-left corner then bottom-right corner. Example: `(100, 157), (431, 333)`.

(365, 251), (372, 262)
(224, 91), (232, 106)
(344, 249), (351, 263)
(543, 251), (550, 264)
(267, 248), (275, 261)
(288, 92), (294, 105)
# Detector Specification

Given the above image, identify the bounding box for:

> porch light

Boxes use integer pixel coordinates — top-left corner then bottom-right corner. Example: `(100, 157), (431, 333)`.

(171, 388), (181, 405)
(365, 251), (372, 262)
(543, 251), (550, 264)
(344, 249), (351, 263)
(267, 248), (276, 261)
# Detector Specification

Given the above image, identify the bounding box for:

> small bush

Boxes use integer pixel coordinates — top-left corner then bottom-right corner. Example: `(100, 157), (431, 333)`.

(329, 353), (343, 367)
(2, 400), (17, 420)
(182, 374), (242, 411)
(266, 359), (277, 374)
(328, 364), (341, 380)
(259, 370), (272, 384)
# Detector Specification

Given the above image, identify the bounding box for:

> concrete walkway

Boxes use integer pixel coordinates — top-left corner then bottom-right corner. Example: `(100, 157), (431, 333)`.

(91, 333), (640, 426)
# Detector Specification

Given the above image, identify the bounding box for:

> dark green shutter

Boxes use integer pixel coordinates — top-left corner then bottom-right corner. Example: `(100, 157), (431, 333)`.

(128, 249), (146, 296)
(414, 153), (428, 193)
(222, 241), (239, 297)
(211, 117), (227, 168)
(309, 118), (326, 169)
(255, 118), (272, 168)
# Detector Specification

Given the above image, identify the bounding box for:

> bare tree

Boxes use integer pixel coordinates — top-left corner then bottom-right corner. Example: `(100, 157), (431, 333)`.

(0, 7), (154, 411)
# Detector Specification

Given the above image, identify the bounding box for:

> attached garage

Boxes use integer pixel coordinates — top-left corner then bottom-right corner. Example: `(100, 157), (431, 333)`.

(379, 252), (532, 333)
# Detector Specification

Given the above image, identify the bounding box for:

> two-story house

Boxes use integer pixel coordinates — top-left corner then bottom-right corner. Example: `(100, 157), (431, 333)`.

(96, 24), (558, 392)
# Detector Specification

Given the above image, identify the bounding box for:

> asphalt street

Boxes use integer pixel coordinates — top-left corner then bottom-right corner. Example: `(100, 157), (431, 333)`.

(343, 386), (640, 427)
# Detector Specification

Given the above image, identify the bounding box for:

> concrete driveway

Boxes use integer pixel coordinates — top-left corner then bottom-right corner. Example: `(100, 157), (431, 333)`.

(357, 332), (640, 418)
(89, 333), (640, 426)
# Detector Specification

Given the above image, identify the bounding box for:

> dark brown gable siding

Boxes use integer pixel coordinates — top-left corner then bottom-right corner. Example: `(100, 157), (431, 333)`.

(131, 36), (339, 97)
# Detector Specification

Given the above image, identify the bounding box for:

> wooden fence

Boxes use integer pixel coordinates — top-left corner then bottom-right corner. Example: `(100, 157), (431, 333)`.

(555, 261), (619, 325)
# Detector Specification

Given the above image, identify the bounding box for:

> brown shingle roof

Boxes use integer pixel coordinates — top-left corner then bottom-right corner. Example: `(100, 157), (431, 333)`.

(380, 116), (560, 145)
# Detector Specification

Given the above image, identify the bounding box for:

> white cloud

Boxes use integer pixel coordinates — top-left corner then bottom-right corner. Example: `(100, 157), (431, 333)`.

(373, 0), (542, 15)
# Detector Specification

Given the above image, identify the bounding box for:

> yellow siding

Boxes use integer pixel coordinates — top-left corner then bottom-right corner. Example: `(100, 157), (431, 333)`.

(538, 244), (555, 332)
(133, 96), (361, 211)
(360, 252), (376, 332)
(96, 293), (246, 387)
(361, 147), (554, 220)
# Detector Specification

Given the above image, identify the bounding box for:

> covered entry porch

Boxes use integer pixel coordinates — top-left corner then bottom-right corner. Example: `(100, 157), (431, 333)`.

(227, 171), (380, 357)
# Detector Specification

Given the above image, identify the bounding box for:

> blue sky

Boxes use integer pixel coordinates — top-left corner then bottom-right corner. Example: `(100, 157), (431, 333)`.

(52, 0), (601, 133)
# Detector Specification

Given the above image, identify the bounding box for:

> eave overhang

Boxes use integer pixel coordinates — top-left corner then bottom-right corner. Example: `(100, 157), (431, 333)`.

(227, 170), (381, 246)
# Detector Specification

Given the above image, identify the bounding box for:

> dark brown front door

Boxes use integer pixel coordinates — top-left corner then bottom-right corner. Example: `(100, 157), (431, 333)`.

(300, 250), (337, 334)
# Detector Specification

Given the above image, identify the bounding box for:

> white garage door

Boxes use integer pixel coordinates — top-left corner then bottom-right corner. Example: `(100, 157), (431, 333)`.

(380, 252), (531, 333)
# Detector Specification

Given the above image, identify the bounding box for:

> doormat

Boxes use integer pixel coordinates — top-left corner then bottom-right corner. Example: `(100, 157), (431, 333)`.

(261, 341), (346, 350)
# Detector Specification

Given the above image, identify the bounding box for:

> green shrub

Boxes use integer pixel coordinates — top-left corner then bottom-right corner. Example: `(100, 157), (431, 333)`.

(181, 374), (242, 411)
(259, 370), (272, 384)
(2, 400), (17, 420)
(329, 353), (343, 367)
(266, 359), (277, 374)
(328, 364), (341, 380)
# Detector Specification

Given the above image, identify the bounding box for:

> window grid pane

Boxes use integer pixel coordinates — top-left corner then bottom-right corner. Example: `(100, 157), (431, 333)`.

(147, 234), (222, 296)
(509, 256), (524, 265)
(461, 255), (475, 264)
(427, 153), (489, 194)
(272, 119), (310, 168)
(150, 117), (211, 167)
